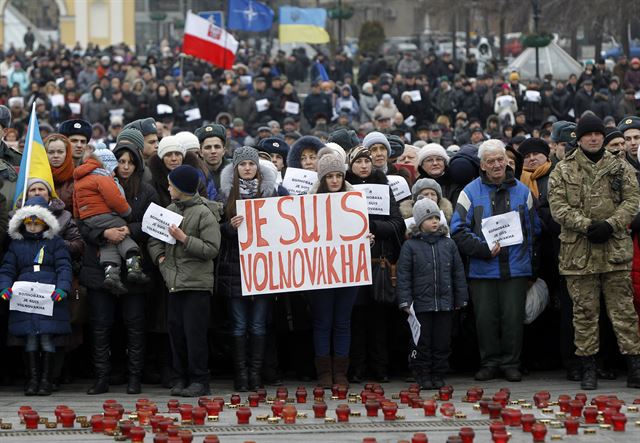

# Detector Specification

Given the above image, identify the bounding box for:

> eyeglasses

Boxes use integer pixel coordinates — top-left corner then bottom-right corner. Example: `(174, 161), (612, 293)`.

(423, 157), (445, 164)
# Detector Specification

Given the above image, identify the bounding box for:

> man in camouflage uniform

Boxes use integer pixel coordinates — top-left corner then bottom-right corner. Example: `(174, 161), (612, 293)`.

(549, 113), (640, 390)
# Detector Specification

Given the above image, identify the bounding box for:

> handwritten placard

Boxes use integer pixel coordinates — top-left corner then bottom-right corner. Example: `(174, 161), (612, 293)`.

(481, 210), (523, 249)
(352, 184), (390, 215)
(387, 175), (411, 201)
(142, 202), (184, 245)
(282, 167), (317, 195)
(10, 281), (56, 317)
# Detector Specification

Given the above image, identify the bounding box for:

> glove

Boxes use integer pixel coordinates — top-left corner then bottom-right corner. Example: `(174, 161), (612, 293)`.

(631, 212), (640, 233)
(0, 288), (12, 301)
(587, 221), (614, 244)
(51, 289), (67, 302)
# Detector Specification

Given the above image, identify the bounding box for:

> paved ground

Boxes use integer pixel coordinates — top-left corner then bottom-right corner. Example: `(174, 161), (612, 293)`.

(0, 371), (639, 442)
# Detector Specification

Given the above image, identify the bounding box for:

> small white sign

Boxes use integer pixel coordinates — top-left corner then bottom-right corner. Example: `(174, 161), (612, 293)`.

(142, 202), (184, 245)
(404, 216), (415, 229)
(184, 107), (202, 122)
(240, 75), (252, 85)
(525, 90), (541, 102)
(256, 98), (269, 112)
(157, 104), (173, 115)
(284, 101), (300, 114)
(352, 184), (390, 215)
(409, 90), (422, 102)
(387, 175), (411, 201)
(407, 303), (421, 346)
(404, 115), (416, 127)
(50, 94), (65, 107)
(109, 108), (124, 118)
(481, 210), (523, 249)
(55, 77), (64, 86)
(69, 103), (81, 114)
(338, 100), (353, 111)
(282, 167), (317, 195)
(10, 281), (56, 317)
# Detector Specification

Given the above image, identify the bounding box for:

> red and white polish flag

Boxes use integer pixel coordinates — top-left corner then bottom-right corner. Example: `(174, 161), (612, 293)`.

(183, 11), (238, 69)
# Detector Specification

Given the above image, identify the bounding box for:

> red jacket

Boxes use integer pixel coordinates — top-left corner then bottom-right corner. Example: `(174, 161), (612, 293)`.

(72, 158), (131, 220)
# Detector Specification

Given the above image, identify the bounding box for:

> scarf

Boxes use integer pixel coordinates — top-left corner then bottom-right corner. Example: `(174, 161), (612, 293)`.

(239, 178), (259, 198)
(520, 160), (552, 198)
(51, 147), (75, 185)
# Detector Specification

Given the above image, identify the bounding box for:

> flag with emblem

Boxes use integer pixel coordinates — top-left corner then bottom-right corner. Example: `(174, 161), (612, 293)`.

(13, 103), (58, 207)
(228, 0), (274, 32)
(278, 6), (330, 44)
(183, 10), (238, 69)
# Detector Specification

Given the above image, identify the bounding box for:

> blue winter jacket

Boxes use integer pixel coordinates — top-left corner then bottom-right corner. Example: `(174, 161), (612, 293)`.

(0, 205), (73, 336)
(450, 170), (540, 279)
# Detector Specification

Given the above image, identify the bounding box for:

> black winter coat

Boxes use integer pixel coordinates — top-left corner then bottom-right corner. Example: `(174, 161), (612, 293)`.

(396, 226), (468, 313)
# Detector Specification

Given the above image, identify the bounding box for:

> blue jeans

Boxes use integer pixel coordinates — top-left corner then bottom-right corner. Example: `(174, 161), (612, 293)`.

(310, 287), (358, 357)
(25, 334), (54, 353)
(228, 297), (270, 337)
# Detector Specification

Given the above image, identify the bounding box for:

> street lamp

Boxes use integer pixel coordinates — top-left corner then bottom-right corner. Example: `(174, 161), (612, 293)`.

(531, 0), (540, 79)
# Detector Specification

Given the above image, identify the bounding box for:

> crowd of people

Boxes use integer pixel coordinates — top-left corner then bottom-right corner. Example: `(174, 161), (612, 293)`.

(0, 41), (639, 398)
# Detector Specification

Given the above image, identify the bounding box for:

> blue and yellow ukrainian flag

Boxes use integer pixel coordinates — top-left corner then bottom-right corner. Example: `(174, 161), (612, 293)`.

(13, 103), (57, 207)
(279, 6), (330, 44)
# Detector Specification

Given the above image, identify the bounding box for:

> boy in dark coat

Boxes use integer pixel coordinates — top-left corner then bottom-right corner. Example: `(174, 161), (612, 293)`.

(397, 198), (468, 390)
(0, 196), (72, 396)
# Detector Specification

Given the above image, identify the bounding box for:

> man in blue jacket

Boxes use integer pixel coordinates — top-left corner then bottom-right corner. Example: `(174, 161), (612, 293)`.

(451, 139), (541, 382)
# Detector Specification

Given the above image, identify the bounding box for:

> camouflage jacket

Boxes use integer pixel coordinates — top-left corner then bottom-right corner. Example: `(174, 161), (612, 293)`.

(548, 147), (640, 275)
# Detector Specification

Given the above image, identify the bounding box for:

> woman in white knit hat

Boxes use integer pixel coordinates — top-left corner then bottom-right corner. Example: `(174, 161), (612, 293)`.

(416, 143), (462, 203)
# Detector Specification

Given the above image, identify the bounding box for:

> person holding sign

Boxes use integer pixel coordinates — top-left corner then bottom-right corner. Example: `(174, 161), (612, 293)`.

(147, 165), (221, 398)
(307, 151), (360, 387)
(451, 139), (540, 383)
(397, 198), (468, 390)
(345, 146), (406, 383)
(0, 196), (72, 396)
(217, 146), (287, 392)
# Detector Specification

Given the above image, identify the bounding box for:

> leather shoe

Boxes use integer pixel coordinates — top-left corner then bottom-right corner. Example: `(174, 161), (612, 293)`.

(170, 379), (187, 397)
(474, 367), (498, 381)
(126, 376), (141, 395)
(181, 382), (210, 397)
(503, 368), (522, 382)
(566, 367), (582, 382)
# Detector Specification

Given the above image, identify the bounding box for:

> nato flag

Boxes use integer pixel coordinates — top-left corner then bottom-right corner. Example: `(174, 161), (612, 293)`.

(228, 0), (274, 32)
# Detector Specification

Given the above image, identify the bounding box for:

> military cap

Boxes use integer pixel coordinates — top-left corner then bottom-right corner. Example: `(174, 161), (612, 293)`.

(194, 124), (226, 144)
(123, 117), (157, 136)
(617, 116), (640, 134)
(58, 119), (91, 140)
(257, 137), (290, 158)
(551, 121), (576, 143)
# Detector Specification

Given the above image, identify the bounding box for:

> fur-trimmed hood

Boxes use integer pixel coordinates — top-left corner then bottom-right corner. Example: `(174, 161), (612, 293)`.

(9, 204), (60, 240)
(218, 158), (279, 202)
(287, 135), (325, 169)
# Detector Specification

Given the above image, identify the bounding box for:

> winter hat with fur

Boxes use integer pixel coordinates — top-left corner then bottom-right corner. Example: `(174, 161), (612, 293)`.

(9, 195), (60, 240)
(418, 143), (450, 166)
(317, 152), (345, 181)
(413, 198), (441, 229)
(157, 135), (186, 159)
(412, 178), (442, 201)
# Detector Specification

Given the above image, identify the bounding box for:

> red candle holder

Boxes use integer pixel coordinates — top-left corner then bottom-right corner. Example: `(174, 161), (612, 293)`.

(103, 408), (120, 421)
(248, 393), (260, 407)
(102, 399), (117, 410)
(101, 417), (117, 434)
(90, 415), (103, 433)
(136, 398), (150, 409)
(203, 436), (220, 443)
(365, 400), (380, 417)
(594, 395), (609, 411)
(337, 385), (348, 400)
(256, 388), (267, 401)
(205, 401), (221, 417)
(313, 387), (325, 400)
(60, 409), (76, 428)
(271, 400), (285, 417)
(583, 406), (598, 424)
(362, 439), (377, 443)
(509, 409), (522, 427)
(607, 399), (623, 412)
(23, 411), (39, 430)
(411, 396), (424, 409)
(178, 429), (193, 443)
(533, 392), (550, 408)
(400, 390), (410, 404)
(336, 404), (350, 422)
(564, 417), (580, 435)
(440, 403), (455, 418)
(491, 430), (510, 443)
(18, 405), (33, 421)
(150, 415), (165, 433)
(167, 399), (181, 413)
(500, 409), (512, 426)
(54, 405), (67, 423)
(382, 402), (398, 421)
(489, 421), (506, 436)
(192, 407), (206, 425)
(412, 433), (428, 443)
(557, 396), (570, 412)
(569, 399), (584, 417)
(313, 401), (328, 419)
(105, 403), (124, 418)
(423, 399), (437, 416)
(531, 422), (547, 442)
(129, 426), (145, 443)
(282, 405), (297, 424)
(119, 420), (134, 437)
(493, 392), (508, 408)
(230, 394), (241, 405)
(148, 403), (160, 415)
(466, 389), (481, 403)
(603, 407), (616, 424)
(459, 426), (475, 443)
(197, 397), (211, 408)
(159, 418), (173, 432)
(479, 400), (490, 415)
(179, 404), (193, 422)
(611, 413), (627, 432)
(137, 408), (152, 425)
(488, 402), (502, 420)
(236, 406), (251, 425)
(154, 432), (169, 443)
(373, 386), (385, 397)
(212, 397), (225, 410)
(296, 388), (308, 403)
(277, 387), (289, 400)
(167, 424), (180, 437)
(575, 393), (587, 404)
(439, 386), (452, 401)
(521, 414), (535, 432)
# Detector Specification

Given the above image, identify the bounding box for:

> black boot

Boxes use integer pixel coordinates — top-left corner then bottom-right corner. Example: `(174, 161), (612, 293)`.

(37, 352), (54, 396)
(103, 264), (128, 295)
(233, 336), (248, 392)
(126, 256), (151, 284)
(126, 326), (145, 395)
(24, 352), (39, 396)
(580, 355), (598, 390)
(248, 335), (265, 391)
(627, 355), (640, 388)
(87, 327), (111, 395)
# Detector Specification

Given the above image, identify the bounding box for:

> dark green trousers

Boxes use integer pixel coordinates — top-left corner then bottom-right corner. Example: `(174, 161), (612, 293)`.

(470, 278), (528, 370)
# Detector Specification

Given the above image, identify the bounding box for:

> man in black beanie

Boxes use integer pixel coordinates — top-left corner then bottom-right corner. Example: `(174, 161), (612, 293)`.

(548, 112), (640, 391)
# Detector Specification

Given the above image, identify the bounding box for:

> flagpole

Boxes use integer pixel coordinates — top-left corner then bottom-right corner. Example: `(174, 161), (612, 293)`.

(21, 102), (36, 208)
